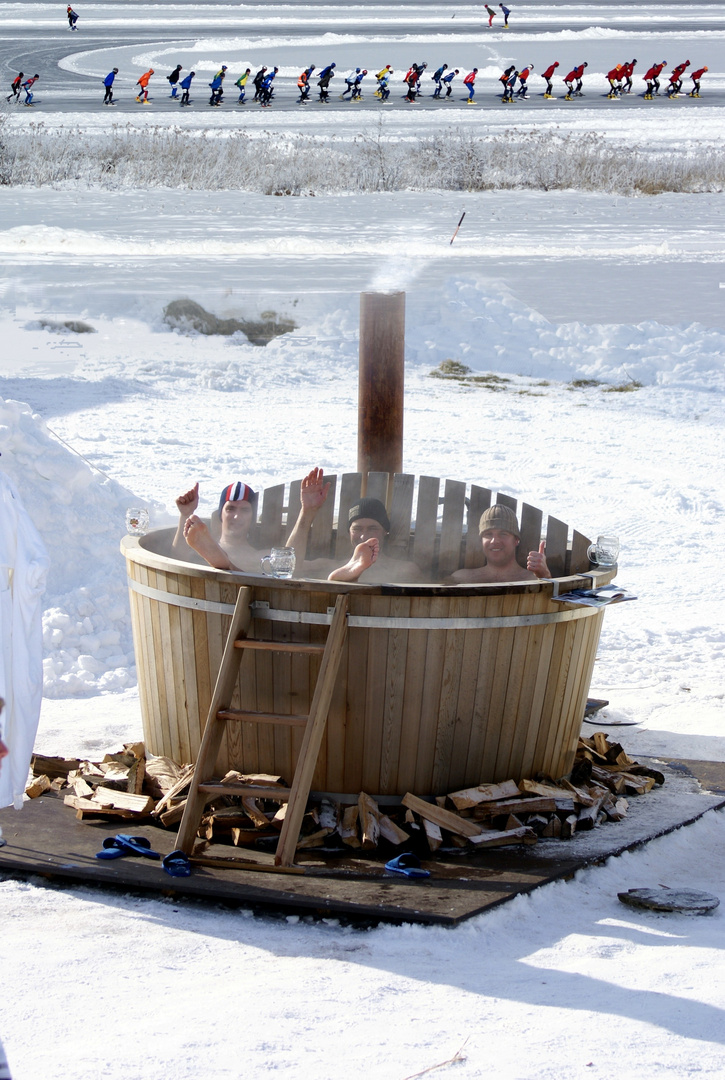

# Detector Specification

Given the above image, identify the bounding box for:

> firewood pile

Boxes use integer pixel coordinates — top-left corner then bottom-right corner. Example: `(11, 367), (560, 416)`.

(28, 731), (664, 856)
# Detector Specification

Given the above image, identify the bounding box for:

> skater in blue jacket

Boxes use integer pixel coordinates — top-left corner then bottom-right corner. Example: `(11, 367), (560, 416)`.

(103, 68), (118, 105)
(179, 71), (195, 106)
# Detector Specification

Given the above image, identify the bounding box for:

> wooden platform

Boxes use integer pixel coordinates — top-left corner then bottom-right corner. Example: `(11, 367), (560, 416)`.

(1, 758), (723, 927)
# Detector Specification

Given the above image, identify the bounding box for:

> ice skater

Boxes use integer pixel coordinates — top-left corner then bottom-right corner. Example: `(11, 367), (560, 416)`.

(622, 58), (636, 93)
(341, 68), (361, 99)
(179, 70), (195, 105)
(351, 69), (367, 99)
(564, 62), (587, 99)
(235, 68), (251, 103)
(499, 3), (511, 27)
(485, 4), (497, 26)
(501, 68), (518, 102)
(431, 63), (448, 97)
(463, 68), (478, 103)
(405, 65), (419, 102)
(252, 66), (267, 101)
(643, 60), (666, 98)
(135, 68), (154, 103)
(374, 65), (392, 97)
(259, 67), (278, 107)
(22, 74), (39, 106)
(516, 63), (533, 97)
(377, 68), (393, 101)
(297, 64), (315, 103)
(441, 68), (459, 98)
(103, 68), (118, 104)
(541, 61), (559, 97)
(166, 65), (182, 98)
(667, 60), (690, 97)
(6, 72), (23, 103)
(209, 68), (225, 106)
(66, 5), (78, 30)
(317, 63), (335, 101)
(689, 65), (707, 97)
(606, 63), (624, 97)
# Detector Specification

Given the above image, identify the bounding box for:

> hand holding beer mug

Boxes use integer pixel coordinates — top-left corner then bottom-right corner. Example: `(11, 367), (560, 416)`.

(261, 547), (296, 578)
(587, 535), (619, 567)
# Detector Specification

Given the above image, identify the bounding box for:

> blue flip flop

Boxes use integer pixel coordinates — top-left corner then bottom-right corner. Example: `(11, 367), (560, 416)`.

(162, 849), (192, 877)
(385, 853), (430, 879)
(95, 834), (161, 861)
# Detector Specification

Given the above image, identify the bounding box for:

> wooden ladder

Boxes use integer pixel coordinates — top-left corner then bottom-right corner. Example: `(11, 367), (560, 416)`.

(176, 588), (349, 868)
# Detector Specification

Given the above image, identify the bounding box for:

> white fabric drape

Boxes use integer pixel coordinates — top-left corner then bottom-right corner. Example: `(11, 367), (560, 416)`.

(0, 472), (49, 810)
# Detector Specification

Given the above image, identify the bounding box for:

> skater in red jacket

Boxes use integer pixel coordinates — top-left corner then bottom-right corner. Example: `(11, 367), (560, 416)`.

(643, 60), (666, 98)
(564, 62), (587, 99)
(622, 59), (637, 93)
(541, 61), (559, 97)
(689, 66), (707, 97)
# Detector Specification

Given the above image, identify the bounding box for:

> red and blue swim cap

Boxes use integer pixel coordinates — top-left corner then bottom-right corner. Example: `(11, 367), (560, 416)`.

(219, 482), (256, 512)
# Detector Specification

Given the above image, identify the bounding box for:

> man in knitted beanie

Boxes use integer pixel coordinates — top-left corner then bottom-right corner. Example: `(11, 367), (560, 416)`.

(450, 503), (550, 583)
(286, 469), (424, 583)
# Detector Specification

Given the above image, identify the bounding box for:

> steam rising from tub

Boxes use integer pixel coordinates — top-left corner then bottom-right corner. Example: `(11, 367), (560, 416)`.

(366, 258), (424, 294)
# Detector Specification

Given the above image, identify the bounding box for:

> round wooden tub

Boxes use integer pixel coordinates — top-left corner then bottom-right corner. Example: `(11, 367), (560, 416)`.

(121, 474), (615, 798)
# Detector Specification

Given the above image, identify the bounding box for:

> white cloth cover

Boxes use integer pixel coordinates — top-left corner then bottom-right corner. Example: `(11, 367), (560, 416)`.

(0, 472), (49, 810)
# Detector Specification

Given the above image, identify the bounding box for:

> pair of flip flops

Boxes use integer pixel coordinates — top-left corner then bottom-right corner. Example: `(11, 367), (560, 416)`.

(384, 853), (430, 879)
(95, 834), (161, 861)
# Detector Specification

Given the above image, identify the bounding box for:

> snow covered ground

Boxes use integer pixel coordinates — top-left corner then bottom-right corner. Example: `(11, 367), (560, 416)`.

(1, 3), (725, 1079)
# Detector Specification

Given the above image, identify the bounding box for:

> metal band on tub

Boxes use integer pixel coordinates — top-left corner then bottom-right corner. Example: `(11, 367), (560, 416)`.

(127, 578), (601, 629)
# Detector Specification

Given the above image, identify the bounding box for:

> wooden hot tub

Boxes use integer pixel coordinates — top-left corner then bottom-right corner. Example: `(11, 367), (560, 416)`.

(122, 472), (615, 798)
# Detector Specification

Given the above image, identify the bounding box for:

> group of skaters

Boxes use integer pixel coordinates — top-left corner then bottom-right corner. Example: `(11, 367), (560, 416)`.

(499, 58), (707, 102)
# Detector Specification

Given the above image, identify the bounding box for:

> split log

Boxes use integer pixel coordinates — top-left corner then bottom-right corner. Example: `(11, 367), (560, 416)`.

(358, 792), (380, 849)
(542, 815), (562, 838)
(30, 754), (80, 779)
(70, 777), (95, 799)
(520, 779), (585, 806)
(473, 796), (560, 820)
(560, 813), (578, 840)
(620, 773), (655, 796)
(378, 814), (409, 847)
(469, 826), (537, 848)
(144, 755), (186, 799)
(402, 792), (482, 839)
(318, 799), (340, 833)
(64, 795), (135, 819)
(241, 797), (272, 829)
(151, 764), (195, 816)
(607, 798), (629, 822)
(447, 779), (520, 811)
(25, 774), (51, 799)
(422, 818), (442, 852)
(339, 805), (361, 848)
(526, 814), (550, 836)
(93, 787), (155, 814)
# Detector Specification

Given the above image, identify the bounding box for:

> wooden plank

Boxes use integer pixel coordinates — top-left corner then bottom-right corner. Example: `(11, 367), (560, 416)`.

(544, 514), (569, 578)
(259, 483), (286, 550)
(469, 825), (537, 847)
(358, 792), (381, 849)
(464, 486), (491, 568)
(445, 597), (484, 792)
(361, 596), (391, 794)
(464, 595), (505, 786)
(275, 594), (349, 866)
(519, 503), (543, 568)
(286, 478), (303, 548)
(149, 568), (182, 764)
(538, 619), (578, 780)
(518, 614), (557, 780)
(394, 594), (430, 794)
(365, 471), (389, 505)
(496, 591), (541, 779)
(176, 588), (254, 853)
(412, 476), (440, 577)
(378, 595), (409, 795)
(308, 473), (337, 560)
(569, 529), (591, 575)
(437, 479), (467, 578)
(431, 596), (468, 792)
(190, 575), (213, 761)
(335, 473), (363, 559)
(339, 804), (361, 847)
(447, 779), (520, 810)
(235, 640), (325, 654)
(402, 792), (482, 838)
(413, 596), (450, 794)
(217, 710), (308, 727)
(480, 617), (517, 783)
(388, 473), (415, 559)
(342, 595), (370, 795)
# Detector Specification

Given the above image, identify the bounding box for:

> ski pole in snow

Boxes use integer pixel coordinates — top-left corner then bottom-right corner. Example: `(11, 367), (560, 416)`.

(450, 211), (466, 245)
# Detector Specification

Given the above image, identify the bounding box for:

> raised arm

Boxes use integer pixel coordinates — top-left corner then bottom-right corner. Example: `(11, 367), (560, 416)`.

(527, 540), (551, 578)
(171, 482), (199, 558)
(284, 467), (331, 563)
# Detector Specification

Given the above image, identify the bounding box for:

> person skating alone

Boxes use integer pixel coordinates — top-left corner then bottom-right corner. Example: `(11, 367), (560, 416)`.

(541, 61), (559, 97)
(463, 67), (478, 103)
(6, 72), (23, 103)
(103, 68), (118, 105)
(166, 64), (182, 98)
(179, 70), (195, 106)
(66, 5), (78, 30)
(135, 68), (153, 103)
(689, 65), (707, 97)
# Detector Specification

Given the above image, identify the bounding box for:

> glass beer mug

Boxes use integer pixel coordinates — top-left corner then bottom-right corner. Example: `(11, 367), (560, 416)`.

(261, 547), (296, 578)
(587, 535), (620, 567)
